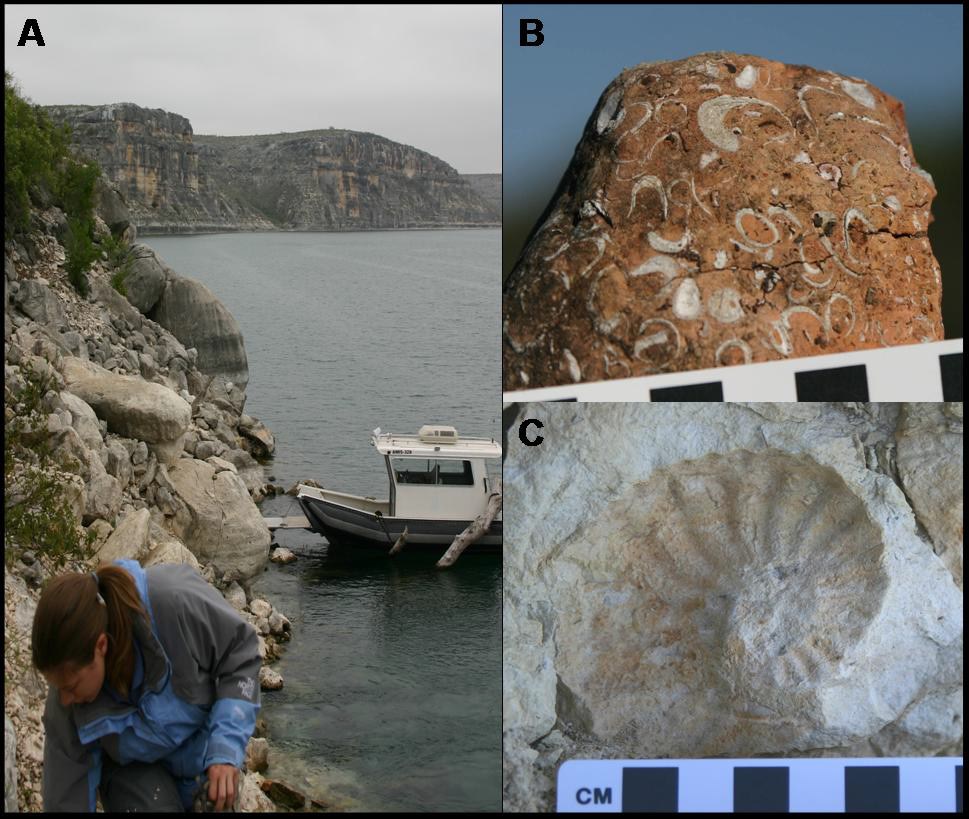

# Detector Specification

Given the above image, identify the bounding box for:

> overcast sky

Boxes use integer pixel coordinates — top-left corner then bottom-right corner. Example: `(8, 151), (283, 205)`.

(5, 4), (500, 173)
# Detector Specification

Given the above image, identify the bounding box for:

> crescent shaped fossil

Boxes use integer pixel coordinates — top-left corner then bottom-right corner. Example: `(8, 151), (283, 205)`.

(697, 95), (792, 152)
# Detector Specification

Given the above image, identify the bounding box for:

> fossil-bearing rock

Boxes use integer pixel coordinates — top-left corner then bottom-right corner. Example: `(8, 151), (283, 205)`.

(503, 52), (943, 390)
(502, 403), (962, 812)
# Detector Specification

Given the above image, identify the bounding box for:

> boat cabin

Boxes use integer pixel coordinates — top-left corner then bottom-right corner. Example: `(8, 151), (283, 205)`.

(373, 425), (501, 521)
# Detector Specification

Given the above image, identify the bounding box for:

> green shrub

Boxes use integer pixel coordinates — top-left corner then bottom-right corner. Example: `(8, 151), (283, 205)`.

(57, 159), (99, 222)
(101, 231), (133, 295)
(4, 360), (95, 570)
(63, 216), (97, 296)
(4, 71), (70, 237)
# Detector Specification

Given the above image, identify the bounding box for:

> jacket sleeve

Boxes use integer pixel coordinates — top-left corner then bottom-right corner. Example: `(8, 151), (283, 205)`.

(41, 687), (103, 812)
(169, 568), (262, 770)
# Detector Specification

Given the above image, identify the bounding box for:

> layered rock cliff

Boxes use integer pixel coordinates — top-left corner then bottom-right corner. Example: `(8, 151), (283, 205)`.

(45, 104), (500, 233)
(461, 173), (502, 214)
(43, 104), (275, 235)
(193, 130), (499, 229)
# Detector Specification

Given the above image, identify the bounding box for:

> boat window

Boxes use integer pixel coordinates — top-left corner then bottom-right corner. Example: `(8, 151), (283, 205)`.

(391, 458), (475, 486)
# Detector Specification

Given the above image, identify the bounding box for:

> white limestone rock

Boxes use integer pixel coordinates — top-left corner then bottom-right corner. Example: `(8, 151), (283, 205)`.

(896, 403), (963, 588)
(62, 355), (191, 445)
(259, 666), (284, 691)
(165, 458), (271, 581)
(502, 403), (963, 812)
(96, 508), (150, 563)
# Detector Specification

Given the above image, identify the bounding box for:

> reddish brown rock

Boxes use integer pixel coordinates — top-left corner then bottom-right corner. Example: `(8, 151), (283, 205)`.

(503, 52), (943, 390)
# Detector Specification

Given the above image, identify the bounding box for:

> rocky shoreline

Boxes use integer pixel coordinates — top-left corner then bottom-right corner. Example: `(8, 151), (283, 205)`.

(3, 180), (331, 810)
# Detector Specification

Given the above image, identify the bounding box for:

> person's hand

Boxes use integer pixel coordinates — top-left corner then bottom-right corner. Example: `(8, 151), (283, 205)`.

(206, 763), (239, 811)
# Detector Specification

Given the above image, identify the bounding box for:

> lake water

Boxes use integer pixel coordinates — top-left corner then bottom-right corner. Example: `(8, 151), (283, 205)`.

(143, 230), (501, 812)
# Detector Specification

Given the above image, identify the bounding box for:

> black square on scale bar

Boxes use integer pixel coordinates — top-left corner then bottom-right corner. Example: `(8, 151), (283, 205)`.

(794, 364), (869, 401)
(844, 766), (899, 812)
(622, 767), (678, 812)
(733, 766), (790, 812)
(650, 381), (724, 401)
(940, 352), (963, 401)
(956, 765), (963, 813)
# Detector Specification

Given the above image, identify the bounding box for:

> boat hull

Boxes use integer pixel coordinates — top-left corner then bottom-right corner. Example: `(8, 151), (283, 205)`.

(297, 493), (502, 552)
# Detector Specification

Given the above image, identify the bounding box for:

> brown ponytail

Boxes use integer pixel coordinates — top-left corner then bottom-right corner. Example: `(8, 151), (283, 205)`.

(32, 564), (149, 699)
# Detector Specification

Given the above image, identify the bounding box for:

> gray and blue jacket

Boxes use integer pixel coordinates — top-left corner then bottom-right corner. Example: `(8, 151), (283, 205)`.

(41, 559), (261, 811)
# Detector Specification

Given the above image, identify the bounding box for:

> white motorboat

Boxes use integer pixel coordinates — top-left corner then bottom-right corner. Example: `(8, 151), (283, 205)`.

(296, 425), (502, 551)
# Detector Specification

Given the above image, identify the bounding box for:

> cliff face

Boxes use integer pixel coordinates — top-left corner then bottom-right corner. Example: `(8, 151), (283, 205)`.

(44, 104), (274, 234)
(461, 174), (502, 214)
(45, 104), (500, 233)
(193, 130), (499, 230)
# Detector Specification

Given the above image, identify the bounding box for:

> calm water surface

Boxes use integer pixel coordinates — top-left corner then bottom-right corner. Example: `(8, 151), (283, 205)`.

(143, 230), (501, 811)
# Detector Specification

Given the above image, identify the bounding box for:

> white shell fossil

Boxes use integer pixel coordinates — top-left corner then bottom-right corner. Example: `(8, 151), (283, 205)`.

(697, 95), (791, 152)
(551, 449), (894, 756)
(672, 278), (702, 319)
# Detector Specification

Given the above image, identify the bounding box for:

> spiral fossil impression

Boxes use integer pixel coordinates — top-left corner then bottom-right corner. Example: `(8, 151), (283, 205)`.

(503, 52), (943, 389)
(552, 449), (898, 757)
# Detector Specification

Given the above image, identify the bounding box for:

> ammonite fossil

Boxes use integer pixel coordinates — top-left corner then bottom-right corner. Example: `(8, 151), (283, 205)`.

(548, 449), (960, 758)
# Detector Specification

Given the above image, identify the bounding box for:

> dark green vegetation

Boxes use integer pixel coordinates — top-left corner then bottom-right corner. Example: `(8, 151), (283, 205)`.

(4, 360), (96, 570)
(5, 72), (130, 297)
(4, 71), (69, 233)
(101, 231), (134, 296)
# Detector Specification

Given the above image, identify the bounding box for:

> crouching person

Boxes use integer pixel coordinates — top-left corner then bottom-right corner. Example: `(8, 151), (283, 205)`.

(31, 559), (261, 812)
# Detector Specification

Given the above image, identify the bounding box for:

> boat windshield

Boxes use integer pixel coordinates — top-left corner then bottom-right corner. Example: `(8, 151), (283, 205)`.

(391, 457), (475, 486)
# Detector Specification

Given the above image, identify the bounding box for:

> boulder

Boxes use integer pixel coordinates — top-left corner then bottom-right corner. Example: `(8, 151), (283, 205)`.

(238, 773), (276, 813)
(224, 580), (247, 612)
(86, 519), (114, 551)
(94, 176), (133, 239)
(249, 598), (272, 619)
(270, 547), (296, 565)
(245, 737), (270, 774)
(260, 779), (303, 810)
(503, 52), (944, 390)
(239, 415), (275, 458)
(92, 280), (144, 332)
(105, 440), (134, 488)
(96, 508), (150, 563)
(83, 452), (122, 524)
(59, 391), (104, 453)
(195, 440), (227, 461)
(66, 368), (191, 444)
(124, 244), (171, 314)
(259, 667), (284, 691)
(167, 459), (270, 580)
(13, 279), (66, 328)
(142, 522), (201, 571)
(268, 610), (291, 638)
(206, 456), (238, 474)
(148, 434), (187, 467)
(150, 275), (249, 390)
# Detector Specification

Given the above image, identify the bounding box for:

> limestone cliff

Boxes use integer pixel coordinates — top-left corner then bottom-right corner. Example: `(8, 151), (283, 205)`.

(193, 130), (499, 230)
(45, 104), (500, 233)
(461, 173), (502, 215)
(44, 103), (275, 235)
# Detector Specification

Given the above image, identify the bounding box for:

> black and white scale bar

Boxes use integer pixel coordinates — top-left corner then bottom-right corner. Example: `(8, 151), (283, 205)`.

(505, 339), (962, 402)
(557, 758), (963, 813)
